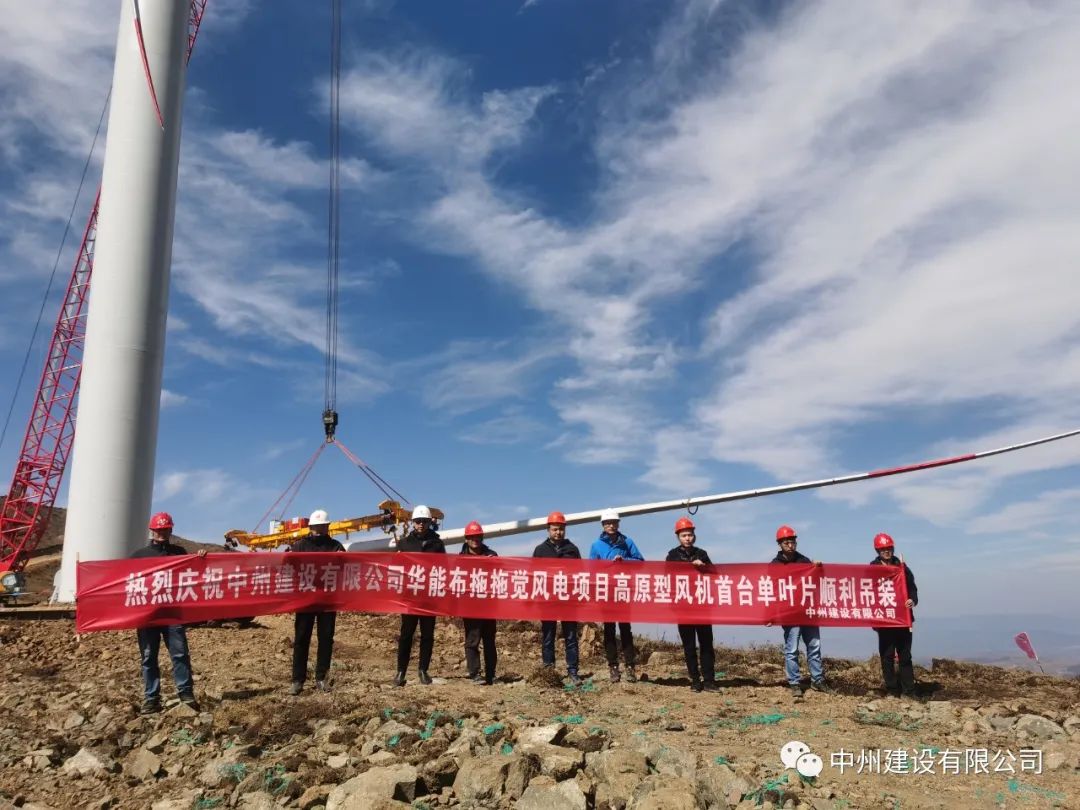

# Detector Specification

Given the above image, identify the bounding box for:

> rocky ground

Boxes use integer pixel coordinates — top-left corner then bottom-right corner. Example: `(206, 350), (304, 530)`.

(0, 614), (1077, 810)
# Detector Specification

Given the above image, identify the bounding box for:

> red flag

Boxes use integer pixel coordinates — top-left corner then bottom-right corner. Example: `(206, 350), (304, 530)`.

(1013, 632), (1039, 661)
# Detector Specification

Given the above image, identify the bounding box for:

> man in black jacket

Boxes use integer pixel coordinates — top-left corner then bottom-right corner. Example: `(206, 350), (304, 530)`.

(460, 521), (498, 685)
(665, 517), (716, 692)
(770, 525), (830, 697)
(132, 512), (207, 714)
(394, 504), (446, 686)
(533, 511), (581, 685)
(870, 532), (919, 698)
(289, 510), (345, 695)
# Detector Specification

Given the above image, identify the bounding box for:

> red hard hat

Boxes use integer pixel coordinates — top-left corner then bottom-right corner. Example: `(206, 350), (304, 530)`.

(464, 521), (484, 538)
(546, 511), (566, 526)
(776, 525), (797, 542)
(873, 532), (894, 550)
(149, 512), (174, 532)
(674, 517), (695, 533)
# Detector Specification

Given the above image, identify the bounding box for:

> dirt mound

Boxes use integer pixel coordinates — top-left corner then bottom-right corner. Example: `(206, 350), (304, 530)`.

(0, 614), (1077, 809)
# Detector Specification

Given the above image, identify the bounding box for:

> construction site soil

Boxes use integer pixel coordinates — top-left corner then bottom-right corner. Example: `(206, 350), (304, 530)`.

(1, 611), (1078, 810)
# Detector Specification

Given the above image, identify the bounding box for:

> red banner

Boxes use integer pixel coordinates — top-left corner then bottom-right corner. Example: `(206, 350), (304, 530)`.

(75, 553), (910, 632)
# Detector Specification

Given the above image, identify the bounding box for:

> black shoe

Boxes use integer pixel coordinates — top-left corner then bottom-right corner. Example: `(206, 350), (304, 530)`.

(810, 679), (834, 694)
(140, 697), (162, 715)
(471, 675), (486, 685)
(418, 670), (433, 685)
(703, 680), (720, 692)
(609, 666), (621, 683)
(691, 679), (704, 693)
(178, 692), (200, 710)
(290, 681), (303, 696)
(790, 683), (805, 698)
(393, 671), (406, 687)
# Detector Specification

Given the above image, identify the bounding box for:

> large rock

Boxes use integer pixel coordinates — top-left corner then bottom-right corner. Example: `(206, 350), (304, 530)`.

(326, 764), (418, 809)
(418, 754), (459, 792)
(505, 752), (542, 799)
(452, 754), (510, 804)
(564, 725), (608, 753)
(125, 748), (162, 781)
(62, 747), (108, 778)
(520, 741), (584, 779)
(1014, 714), (1066, 741)
(516, 778), (588, 810)
(588, 749), (650, 810)
(236, 792), (277, 810)
(697, 764), (751, 808)
(627, 775), (702, 810)
(518, 723), (567, 746)
(297, 784), (332, 810)
(654, 746), (697, 780)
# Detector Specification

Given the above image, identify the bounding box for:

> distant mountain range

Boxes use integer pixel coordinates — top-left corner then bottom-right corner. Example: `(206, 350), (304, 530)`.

(641, 614), (1080, 676)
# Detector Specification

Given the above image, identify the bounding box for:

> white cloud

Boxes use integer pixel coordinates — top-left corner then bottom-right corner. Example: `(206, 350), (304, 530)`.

(160, 389), (189, 408)
(459, 407), (545, 446)
(155, 468), (237, 505)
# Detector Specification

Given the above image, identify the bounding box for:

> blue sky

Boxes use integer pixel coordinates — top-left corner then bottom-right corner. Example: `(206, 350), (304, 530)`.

(2, 1), (1080, 653)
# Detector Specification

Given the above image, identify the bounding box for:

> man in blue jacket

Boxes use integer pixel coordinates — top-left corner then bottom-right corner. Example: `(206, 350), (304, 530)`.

(589, 509), (645, 682)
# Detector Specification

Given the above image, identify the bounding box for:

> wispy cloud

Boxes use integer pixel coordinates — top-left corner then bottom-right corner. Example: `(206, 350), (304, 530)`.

(160, 389), (189, 409)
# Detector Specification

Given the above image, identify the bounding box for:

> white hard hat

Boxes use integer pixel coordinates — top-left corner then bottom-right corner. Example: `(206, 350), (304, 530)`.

(412, 504), (433, 521)
(600, 508), (620, 522)
(309, 509), (330, 526)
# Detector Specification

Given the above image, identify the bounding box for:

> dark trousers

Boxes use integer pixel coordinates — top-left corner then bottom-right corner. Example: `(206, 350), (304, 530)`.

(678, 624), (715, 683)
(398, 614), (436, 672)
(463, 618), (497, 682)
(540, 620), (579, 673)
(876, 628), (915, 693)
(603, 622), (636, 667)
(292, 611), (336, 683)
(137, 625), (194, 699)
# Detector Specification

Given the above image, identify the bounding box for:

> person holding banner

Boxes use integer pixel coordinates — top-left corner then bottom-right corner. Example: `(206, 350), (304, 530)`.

(665, 517), (717, 692)
(460, 521), (498, 685)
(131, 512), (207, 714)
(289, 510), (345, 696)
(394, 504), (446, 687)
(533, 511), (582, 685)
(770, 525), (831, 697)
(590, 509), (645, 683)
(870, 532), (918, 698)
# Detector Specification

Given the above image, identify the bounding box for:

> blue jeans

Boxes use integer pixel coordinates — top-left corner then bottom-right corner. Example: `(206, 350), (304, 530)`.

(541, 620), (579, 674)
(782, 625), (823, 684)
(137, 625), (194, 699)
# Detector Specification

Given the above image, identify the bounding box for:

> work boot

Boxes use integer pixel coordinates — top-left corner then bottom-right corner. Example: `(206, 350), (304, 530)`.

(418, 670), (433, 685)
(624, 666), (638, 684)
(316, 680), (331, 693)
(609, 665), (621, 683)
(567, 672), (582, 686)
(140, 697), (162, 715)
(471, 675), (486, 685)
(790, 683), (805, 698)
(810, 679), (834, 695)
(289, 681), (303, 696)
(393, 672), (406, 687)
(703, 680), (720, 692)
(690, 678), (704, 693)
(178, 692), (200, 711)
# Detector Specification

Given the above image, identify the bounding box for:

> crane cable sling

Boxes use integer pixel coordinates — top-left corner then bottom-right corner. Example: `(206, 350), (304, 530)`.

(251, 443), (327, 534)
(332, 438), (411, 506)
(323, 0), (342, 439)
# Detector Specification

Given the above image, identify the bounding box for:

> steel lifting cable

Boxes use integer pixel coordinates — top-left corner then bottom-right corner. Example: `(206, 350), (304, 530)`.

(332, 438), (411, 506)
(322, 0), (342, 442)
(251, 442), (327, 533)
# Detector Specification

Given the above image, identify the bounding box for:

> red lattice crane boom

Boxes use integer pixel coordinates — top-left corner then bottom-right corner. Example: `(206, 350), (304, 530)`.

(0, 1), (209, 588)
